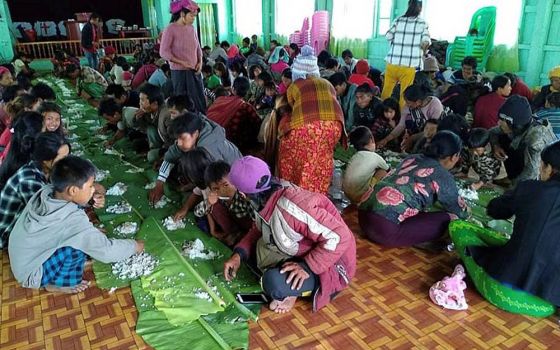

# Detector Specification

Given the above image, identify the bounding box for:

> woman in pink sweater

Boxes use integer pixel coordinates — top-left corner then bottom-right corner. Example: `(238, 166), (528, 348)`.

(160, 0), (206, 113)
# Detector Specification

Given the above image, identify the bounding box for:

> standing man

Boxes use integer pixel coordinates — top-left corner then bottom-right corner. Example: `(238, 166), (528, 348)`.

(160, 0), (207, 113)
(81, 13), (102, 70)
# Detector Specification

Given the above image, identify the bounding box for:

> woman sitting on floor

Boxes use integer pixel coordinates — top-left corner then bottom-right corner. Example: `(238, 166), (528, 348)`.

(223, 156), (356, 314)
(470, 140), (560, 307)
(359, 131), (469, 247)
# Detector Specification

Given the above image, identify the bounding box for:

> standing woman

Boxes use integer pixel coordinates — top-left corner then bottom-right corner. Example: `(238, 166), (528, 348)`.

(381, 0), (431, 107)
(278, 45), (345, 194)
(160, 0), (207, 113)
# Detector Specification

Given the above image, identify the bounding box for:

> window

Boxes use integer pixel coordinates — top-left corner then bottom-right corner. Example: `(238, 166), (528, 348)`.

(234, 0), (262, 37)
(274, 0), (315, 38)
(423, 0), (523, 46)
(331, 0), (375, 39)
(377, 0), (393, 37)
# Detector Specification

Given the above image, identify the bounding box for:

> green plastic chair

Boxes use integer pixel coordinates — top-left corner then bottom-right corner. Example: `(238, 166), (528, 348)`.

(446, 6), (497, 71)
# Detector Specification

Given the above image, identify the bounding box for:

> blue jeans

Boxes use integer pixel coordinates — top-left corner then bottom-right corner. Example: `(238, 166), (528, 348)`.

(84, 51), (98, 70)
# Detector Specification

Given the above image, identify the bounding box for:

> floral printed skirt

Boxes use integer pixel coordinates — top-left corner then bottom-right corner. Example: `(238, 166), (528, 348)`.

(278, 120), (341, 194)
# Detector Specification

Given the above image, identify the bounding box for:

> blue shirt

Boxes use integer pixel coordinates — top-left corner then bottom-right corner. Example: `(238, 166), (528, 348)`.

(536, 108), (560, 137)
(148, 68), (168, 88)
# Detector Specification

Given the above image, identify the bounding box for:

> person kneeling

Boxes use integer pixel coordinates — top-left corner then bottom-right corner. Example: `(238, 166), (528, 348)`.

(8, 156), (143, 293)
(222, 156), (356, 313)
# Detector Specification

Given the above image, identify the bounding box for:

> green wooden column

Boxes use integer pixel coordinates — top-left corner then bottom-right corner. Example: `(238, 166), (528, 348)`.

(521, 0), (554, 87)
(0, 0), (14, 63)
(262, 0), (275, 49)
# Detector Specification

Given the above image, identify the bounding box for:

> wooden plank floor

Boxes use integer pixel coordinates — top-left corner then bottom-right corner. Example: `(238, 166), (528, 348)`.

(2, 207), (559, 350)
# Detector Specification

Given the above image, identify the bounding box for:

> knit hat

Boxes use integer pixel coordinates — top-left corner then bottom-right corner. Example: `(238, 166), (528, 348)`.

(122, 71), (133, 87)
(228, 156), (271, 194)
(498, 95), (533, 129)
(0, 66), (10, 76)
(423, 56), (439, 72)
(170, 0), (200, 14)
(104, 46), (116, 55)
(291, 45), (320, 81)
(355, 59), (370, 75)
(549, 65), (560, 79)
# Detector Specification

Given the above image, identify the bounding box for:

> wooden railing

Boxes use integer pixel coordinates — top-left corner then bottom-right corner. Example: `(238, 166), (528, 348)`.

(15, 37), (157, 60)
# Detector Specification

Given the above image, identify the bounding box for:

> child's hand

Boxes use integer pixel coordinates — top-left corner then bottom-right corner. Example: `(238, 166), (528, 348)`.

(135, 240), (145, 253)
(208, 191), (219, 205)
(470, 181), (484, 191)
(173, 208), (188, 222)
(92, 183), (106, 209)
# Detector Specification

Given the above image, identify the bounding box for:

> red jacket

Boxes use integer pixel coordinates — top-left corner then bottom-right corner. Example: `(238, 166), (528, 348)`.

(235, 187), (356, 311)
(511, 79), (533, 102)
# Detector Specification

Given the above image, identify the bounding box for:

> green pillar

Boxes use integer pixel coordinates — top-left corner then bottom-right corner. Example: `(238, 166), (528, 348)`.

(0, 0), (14, 63)
(524, 1), (554, 87)
(262, 0), (275, 49)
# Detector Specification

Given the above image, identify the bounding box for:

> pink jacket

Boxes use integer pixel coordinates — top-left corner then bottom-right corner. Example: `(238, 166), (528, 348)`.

(235, 187), (356, 311)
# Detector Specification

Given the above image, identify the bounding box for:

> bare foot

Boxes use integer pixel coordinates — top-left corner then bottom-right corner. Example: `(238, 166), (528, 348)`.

(45, 280), (90, 294)
(269, 296), (297, 314)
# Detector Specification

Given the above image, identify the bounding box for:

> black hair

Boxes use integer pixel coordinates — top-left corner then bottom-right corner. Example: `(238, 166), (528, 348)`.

(139, 83), (164, 106)
(243, 37), (251, 44)
(349, 126), (374, 151)
(39, 101), (61, 116)
(115, 56), (130, 71)
(263, 81), (277, 91)
(541, 140), (560, 176)
(491, 75), (510, 92)
(341, 49), (353, 59)
(105, 84), (126, 99)
(317, 50), (332, 68)
(65, 63), (80, 76)
(51, 155), (96, 193)
(2, 85), (23, 103)
(21, 93), (40, 110)
(214, 86), (229, 98)
(425, 119), (439, 127)
(467, 128), (490, 148)
(170, 8), (195, 23)
(270, 40), (279, 47)
(248, 65), (262, 80)
(89, 13), (101, 21)
(281, 68), (292, 80)
(233, 77), (250, 97)
(404, 0), (422, 17)
(424, 130), (463, 159)
(257, 71), (273, 83)
(325, 58), (339, 70)
(546, 92), (560, 108)
(380, 97), (401, 120)
(503, 72), (518, 87)
(17, 75), (32, 91)
(167, 95), (189, 112)
(98, 98), (122, 117)
(31, 82), (56, 101)
(251, 34), (257, 39)
(204, 161), (231, 187)
(220, 41), (231, 49)
(213, 62), (231, 87)
(328, 72), (347, 87)
(32, 132), (69, 163)
(0, 111), (43, 187)
(178, 148), (215, 189)
(289, 43), (299, 51)
(461, 56), (478, 70)
(404, 83), (432, 102)
(438, 113), (469, 142)
(172, 112), (204, 138)
(355, 83), (374, 95)
(201, 64), (213, 74)
(202, 45), (211, 51)
(230, 61), (248, 77)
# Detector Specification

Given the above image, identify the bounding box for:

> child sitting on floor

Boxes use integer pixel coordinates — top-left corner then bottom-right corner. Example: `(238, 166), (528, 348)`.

(246, 65), (265, 104)
(39, 102), (64, 134)
(463, 128), (501, 190)
(353, 83), (382, 129)
(343, 126), (390, 204)
(202, 64), (221, 91)
(371, 98), (401, 152)
(411, 119), (439, 154)
(8, 156), (143, 293)
(257, 81), (277, 115)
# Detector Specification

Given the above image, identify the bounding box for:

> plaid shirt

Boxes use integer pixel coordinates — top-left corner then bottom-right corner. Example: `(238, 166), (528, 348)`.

(282, 77), (345, 135)
(194, 190), (254, 220)
(0, 162), (46, 245)
(462, 149), (501, 183)
(386, 16), (430, 68)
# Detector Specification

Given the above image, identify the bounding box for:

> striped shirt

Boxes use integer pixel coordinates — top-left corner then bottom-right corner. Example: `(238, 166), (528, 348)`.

(536, 108), (560, 137)
(0, 162), (46, 246)
(385, 16), (430, 68)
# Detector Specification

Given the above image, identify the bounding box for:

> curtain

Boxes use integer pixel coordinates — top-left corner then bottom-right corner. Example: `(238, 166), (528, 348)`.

(197, 3), (216, 48)
(329, 37), (368, 59)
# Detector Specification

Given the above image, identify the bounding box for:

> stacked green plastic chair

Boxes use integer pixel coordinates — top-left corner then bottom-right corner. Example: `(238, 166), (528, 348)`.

(446, 6), (497, 71)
